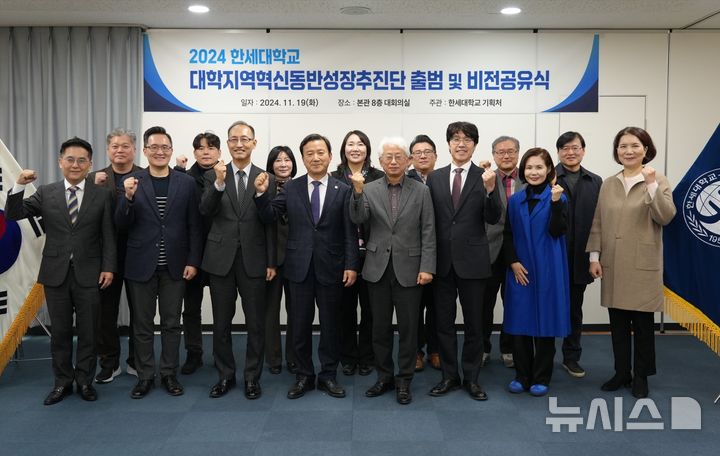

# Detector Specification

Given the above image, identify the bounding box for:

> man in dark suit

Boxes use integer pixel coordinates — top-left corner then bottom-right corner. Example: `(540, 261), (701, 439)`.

(91, 128), (142, 383)
(349, 136), (436, 405)
(555, 131), (601, 378)
(115, 126), (203, 399)
(173, 132), (221, 375)
(426, 121), (502, 401)
(199, 121), (276, 399)
(481, 135), (525, 370)
(254, 133), (359, 400)
(6, 137), (116, 405)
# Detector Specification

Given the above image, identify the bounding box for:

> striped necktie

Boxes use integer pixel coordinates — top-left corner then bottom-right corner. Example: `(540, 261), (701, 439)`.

(68, 186), (79, 225)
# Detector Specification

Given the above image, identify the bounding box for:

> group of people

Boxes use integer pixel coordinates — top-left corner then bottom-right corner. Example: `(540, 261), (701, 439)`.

(5, 120), (676, 406)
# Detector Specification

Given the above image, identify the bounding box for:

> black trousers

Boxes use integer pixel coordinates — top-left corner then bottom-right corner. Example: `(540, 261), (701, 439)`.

(561, 283), (587, 363)
(97, 273), (135, 370)
(481, 259), (513, 355)
(608, 308), (656, 377)
(513, 335), (556, 388)
(182, 270), (206, 356)
(208, 247), (266, 382)
(44, 266), (99, 387)
(288, 265), (342, 382)
(339, 276), (374, 366)
(433, 267), (486, 384)
(265, 264), (297, 368)
(367, 263), (422, 386)
(416, 282), (438, 355)
(127, 269), (185, 380)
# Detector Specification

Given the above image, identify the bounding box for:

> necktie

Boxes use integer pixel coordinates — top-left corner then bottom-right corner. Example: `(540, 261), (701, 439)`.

(237, 170), (246, 201)
(503, 174), (513, 201)
(451, 168), (462, 209)
(68, 186), (79, 225)
(311, 180), (321, 224)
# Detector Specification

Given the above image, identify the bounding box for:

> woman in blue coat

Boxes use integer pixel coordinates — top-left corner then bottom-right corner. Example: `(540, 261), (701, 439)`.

(502, 148), (570, 396)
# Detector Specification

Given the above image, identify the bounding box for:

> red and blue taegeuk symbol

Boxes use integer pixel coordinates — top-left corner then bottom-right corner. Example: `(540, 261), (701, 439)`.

(0, 209), (22, 274)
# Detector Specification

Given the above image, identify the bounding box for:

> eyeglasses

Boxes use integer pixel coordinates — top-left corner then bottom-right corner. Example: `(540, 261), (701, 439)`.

(493, 149), (518, 157)
(228, 136), (254, 145)
(381, 154), (408, 163)
(560, 145), (583, 152)
(412, 149), (435, 157)
(449, 137), (474, 145)
(146, 145), (172, 152)
(62, 157), (90, 165)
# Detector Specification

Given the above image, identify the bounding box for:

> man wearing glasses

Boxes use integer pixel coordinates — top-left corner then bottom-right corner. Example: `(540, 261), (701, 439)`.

(554, 131), (601, 379)
(115, 126), (203, 399)
(6, 137), (116, 405)
(426, 121), (502, 401)
(481, 136), (523, 370)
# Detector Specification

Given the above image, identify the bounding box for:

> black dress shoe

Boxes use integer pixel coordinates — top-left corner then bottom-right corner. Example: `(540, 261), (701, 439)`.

(131, 379), (154, 399)
(209, 378), (236, 398)
(358, 364), (373, 376)
(365, 380), (395, 397)
(269, 365), (282, 375)
(180, 353), (203, 375)
(44, 385), (72, 406)
(396, 386), (412, 405)
(245, 380), (262, 400)
(287, 377), (315, 399)
(161, 375), (184, 396)
(78, 384), (98, 402)
(601, 373), (632, 391)
(286, 362), (299, 374)
(342, 363), (357, 376)
(465, 382), (488, 401)
(317, 378), (346, 398)
(429, 378), (461, 397)
(631, 376), (649, 399)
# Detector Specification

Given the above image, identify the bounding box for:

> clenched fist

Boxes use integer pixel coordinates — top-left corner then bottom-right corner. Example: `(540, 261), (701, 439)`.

(641, 166), (656, 185)
(124, 177), (139, 200)
(213, 160), (226, 186)
(551, 183), (564, 202)
(350, 171), (365, 193)
(16, 169), (37, 185)
(482, 167), (496, 193)
(478, 160), (492, 170)
(94, 171), (108, 185)
(176, 154), (189, 169)
(254, 171), (269, 194)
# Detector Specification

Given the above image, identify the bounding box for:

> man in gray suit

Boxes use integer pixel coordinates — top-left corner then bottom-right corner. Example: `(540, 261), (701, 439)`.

(349, 137), (436, 405)
(199, 120), (277, 399)
(6, 137), (116, 405)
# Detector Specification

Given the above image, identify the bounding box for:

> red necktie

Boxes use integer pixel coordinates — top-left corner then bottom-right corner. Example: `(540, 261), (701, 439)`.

(452, 168), (462, 209)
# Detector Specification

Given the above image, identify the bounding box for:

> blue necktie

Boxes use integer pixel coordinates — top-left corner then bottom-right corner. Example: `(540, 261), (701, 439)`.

(311, 180), (321, 224)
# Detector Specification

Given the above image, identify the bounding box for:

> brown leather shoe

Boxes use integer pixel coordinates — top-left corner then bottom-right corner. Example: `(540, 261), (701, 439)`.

(428, 353), (441, 370)
(415, 353), (425, 372)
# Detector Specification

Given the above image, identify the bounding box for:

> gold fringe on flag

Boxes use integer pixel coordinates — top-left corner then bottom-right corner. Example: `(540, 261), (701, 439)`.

(664, 287), (720, 356)
(0, 283), (45, 375)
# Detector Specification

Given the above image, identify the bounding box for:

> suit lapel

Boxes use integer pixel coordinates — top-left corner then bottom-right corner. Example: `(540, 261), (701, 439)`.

(53, 182), (73, 229)
(318, 176), (339, 225)
(239, 165), (259, 214)
(456, 164), (479, 213)
(436, 166), (454, 212)
(394, 178), (414, 228)
(225, 163), (241, 215)
(164, 170), (178, 217)
(74, 179), (96, 226)
(138, 171), (160, 220)
(298, 175), (314, 223)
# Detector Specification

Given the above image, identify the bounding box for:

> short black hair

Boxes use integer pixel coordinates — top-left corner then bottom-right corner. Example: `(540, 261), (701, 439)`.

(446, 121), (479, 144)
(299, 133), (331, 156)
(556, 131), (586, 150)
(60, 137), (93, 159)
(193, 132), (221, 150)
(519, 148), (556, 184)
(266, 145), (298, 178)
(410, 134), (436, 153)
(143, 126), (172, 147)
(612, 126), (656, 165)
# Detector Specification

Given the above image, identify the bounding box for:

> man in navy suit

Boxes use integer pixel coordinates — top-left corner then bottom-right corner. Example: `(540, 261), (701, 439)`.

(6, 137), (116, 405)
(254, 133), (359, 399)
(115, 126), (203, 399)
(426, 121), (502, 401)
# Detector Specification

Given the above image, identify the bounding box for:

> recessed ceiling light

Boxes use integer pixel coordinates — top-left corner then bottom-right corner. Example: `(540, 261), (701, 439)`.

(500, 7), (522, 15)
(340, 6), (372, 15)
(188, 5), (210, 14)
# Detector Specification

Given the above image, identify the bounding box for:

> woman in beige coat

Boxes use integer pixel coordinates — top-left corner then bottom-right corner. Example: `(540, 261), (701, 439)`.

(586, 126), (676, 399)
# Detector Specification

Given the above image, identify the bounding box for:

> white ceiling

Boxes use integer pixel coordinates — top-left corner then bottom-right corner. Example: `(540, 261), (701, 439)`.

(1, 0), (719, 30)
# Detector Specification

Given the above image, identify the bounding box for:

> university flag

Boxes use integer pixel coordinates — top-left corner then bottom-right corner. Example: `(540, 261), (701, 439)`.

(0, 138), (46, 374)
(664, 123), (720, 355)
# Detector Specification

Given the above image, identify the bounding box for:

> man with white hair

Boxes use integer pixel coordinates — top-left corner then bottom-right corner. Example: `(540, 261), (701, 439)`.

(349, 137), (436, 405)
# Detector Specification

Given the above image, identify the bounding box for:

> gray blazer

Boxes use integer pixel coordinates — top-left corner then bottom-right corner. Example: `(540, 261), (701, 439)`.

(486, 169), (525, 263)
(349, 176), (436, 287)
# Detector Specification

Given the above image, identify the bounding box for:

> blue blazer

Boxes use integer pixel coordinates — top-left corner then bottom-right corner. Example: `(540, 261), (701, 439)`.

(255, 174), (359, 286)
(114, 168), (203, 282)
